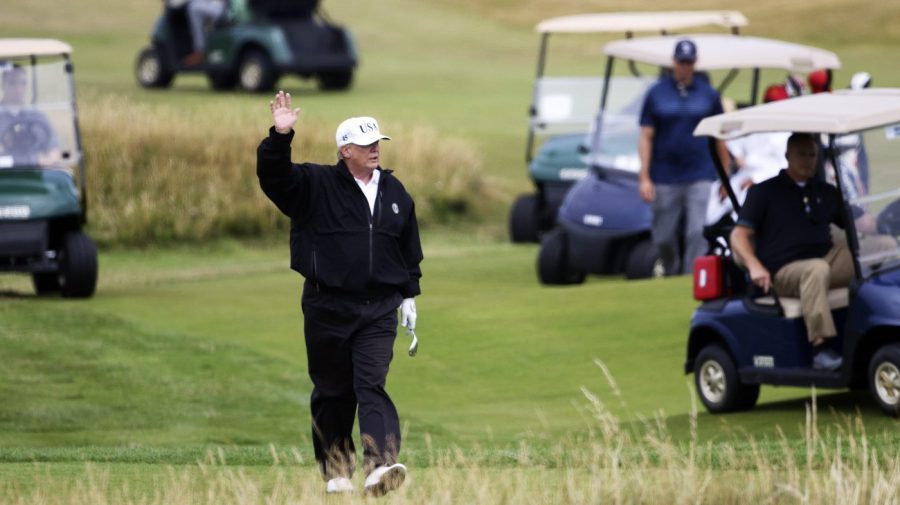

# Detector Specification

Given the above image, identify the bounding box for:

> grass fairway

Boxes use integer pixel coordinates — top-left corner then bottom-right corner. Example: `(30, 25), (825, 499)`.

(2, 0), (900, 501)
(1, 238), (897, 449)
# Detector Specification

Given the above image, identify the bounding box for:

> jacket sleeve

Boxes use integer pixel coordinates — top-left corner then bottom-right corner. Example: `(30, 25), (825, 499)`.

(400, 197), (424, 298)
(256, 127), (313, 220)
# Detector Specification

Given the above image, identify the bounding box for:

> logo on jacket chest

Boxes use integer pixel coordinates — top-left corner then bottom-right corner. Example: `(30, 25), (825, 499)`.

(392, 203), (399, 214)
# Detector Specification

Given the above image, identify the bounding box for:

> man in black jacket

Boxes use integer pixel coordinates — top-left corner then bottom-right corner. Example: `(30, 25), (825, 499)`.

(257, 91), (422, 496)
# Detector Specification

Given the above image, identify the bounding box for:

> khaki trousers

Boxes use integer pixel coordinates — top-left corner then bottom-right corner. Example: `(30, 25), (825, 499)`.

(773, 243), (854, 341)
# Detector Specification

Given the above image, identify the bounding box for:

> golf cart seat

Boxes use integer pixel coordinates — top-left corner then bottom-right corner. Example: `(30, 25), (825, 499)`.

(754, 287), (850, 318)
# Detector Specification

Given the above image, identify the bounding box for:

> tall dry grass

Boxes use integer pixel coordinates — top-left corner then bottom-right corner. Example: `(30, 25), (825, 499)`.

(4, 371), (899, 504)
(79, 94), (494, 247)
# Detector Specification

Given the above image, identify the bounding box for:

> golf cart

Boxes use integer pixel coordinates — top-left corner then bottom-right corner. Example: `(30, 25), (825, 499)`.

(0, 39), (97, 297)
(135, 0), (357, 92)
(687, 89), (900, 416)
(510, 11), (748, 243)
(538, 35), (840, 284)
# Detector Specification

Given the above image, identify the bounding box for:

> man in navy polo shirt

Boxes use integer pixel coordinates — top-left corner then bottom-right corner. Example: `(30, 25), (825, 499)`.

(730, 133), (852, 371)
(638, 38), (730, 274)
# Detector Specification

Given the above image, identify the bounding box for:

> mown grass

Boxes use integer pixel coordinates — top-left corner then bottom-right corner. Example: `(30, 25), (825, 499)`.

(2, 238), (898, 449)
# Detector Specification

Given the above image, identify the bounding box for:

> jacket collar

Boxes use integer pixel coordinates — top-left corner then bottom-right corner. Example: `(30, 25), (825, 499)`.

(336, 159), (393, 181)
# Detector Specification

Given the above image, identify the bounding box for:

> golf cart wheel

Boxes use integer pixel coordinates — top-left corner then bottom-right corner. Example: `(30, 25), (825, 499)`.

(625, 238), (664, 279)
(318, 70), (354, 91)
(509, 194), (539, 243)
(238, 49), (279, 92)
(31, 272), (60, 295)
(207, 71), (237, 91)
(58, 231), (98, 299)
(135, 47), (174, 89)
(537, 228), (585, 285)
(694, 345), (760, 413)
(868, 344), (900, 417)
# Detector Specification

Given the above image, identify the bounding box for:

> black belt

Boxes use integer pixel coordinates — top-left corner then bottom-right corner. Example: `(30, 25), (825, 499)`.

(307, 281), (398, 303)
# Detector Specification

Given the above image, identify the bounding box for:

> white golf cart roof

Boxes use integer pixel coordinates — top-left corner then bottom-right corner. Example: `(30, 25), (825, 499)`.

(0, 39), (72, 59)
(536, 11), (748, 34)
(695, 89), (900, 139)
(604, 34), (840, 72)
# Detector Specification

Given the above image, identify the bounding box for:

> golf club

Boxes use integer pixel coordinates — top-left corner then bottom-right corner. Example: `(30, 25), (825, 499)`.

(407, 328), (418, 357)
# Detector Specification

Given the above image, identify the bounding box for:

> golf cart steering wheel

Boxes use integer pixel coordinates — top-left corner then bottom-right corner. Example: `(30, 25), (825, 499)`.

(0, 117), (55, 163)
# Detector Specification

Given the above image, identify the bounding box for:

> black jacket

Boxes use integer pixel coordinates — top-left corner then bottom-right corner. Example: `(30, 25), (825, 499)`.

(257, 128), (423, 298)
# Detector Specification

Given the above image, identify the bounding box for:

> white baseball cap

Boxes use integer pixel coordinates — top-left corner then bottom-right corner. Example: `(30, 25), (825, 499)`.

(335, 116), (391, 148)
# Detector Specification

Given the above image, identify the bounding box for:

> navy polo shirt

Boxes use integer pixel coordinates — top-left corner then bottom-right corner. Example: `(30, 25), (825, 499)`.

(736, 170), (845, 275)
(639, 73), (723, 184)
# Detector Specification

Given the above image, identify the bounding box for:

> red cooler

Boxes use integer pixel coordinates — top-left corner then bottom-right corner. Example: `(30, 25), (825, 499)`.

(693, 255), (724, 301)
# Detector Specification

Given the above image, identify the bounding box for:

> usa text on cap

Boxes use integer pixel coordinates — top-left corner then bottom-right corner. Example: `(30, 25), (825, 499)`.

(335, 116), (392, 148)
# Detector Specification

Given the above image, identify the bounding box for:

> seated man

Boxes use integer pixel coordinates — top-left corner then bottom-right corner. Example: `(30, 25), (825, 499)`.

(730, 133), (853, 371)
(183, 0), (228, 65)
(0, 64), (61, 166)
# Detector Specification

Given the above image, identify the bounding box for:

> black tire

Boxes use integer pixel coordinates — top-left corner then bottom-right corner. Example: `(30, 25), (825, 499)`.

(868, 344), (900, 417)
(537, 228), (585, 286)
(237, 49), (279, 92)
(694, 345), (760, 413)
(135, 47), (174, 89)
(32, 272), (60, 295)
(625, 238), (664, 279)
(509, 194), (539, 243)
(318, 70), (354, 91)
(58, 231), (98, 299)
(207, 70), (237, 91)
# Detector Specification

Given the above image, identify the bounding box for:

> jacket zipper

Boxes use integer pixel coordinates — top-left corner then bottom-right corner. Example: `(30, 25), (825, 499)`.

(370, 189), (384, 276)
(312, 249), (320, 292)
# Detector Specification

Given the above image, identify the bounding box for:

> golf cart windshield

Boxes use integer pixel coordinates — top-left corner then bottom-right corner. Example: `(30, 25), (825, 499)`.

(836, 125), (900, 276)
(584, 75), (655, 173)
(532, 76), (604, 135)
(0, 57), (79, 170)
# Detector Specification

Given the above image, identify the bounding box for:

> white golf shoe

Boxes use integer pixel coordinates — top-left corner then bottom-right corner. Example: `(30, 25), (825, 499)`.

(326, 476), (354, 494)
(363, 463), (407, 497)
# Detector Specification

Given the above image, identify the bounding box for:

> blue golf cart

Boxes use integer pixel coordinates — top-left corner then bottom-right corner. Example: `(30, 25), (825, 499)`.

(510, 11), (748, 243)
(538, 34), (841, 284)
(687, 89), (900, 416)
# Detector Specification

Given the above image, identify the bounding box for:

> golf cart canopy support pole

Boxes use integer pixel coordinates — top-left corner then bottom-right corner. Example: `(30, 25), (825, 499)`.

(827, 134), (863, 280)
(526, 33), (550, 164)
(708, 137), (739, 211)
(65, 53), (88, 224)
(749, 68), (760, 106)
(588, 55), (616, 164)
(599, 56), (614, 114)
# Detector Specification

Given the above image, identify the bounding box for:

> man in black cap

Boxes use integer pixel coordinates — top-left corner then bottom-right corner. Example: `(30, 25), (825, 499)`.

(638, 38), (730, 274)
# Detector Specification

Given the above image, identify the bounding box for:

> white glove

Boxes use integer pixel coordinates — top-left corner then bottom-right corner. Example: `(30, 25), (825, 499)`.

(399, 298), (417, 330)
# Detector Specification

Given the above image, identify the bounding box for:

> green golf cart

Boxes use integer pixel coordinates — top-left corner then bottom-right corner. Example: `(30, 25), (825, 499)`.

(0, 39), (97, 298)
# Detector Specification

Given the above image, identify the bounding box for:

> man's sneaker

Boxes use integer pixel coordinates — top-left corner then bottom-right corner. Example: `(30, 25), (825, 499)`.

(812, 347), (842, 371)
(364, 463), (407, 497)
(326, 477), (354, 494)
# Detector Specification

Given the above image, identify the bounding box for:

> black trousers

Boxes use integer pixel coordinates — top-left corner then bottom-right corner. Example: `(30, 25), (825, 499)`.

(301, 283), (403, 479)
